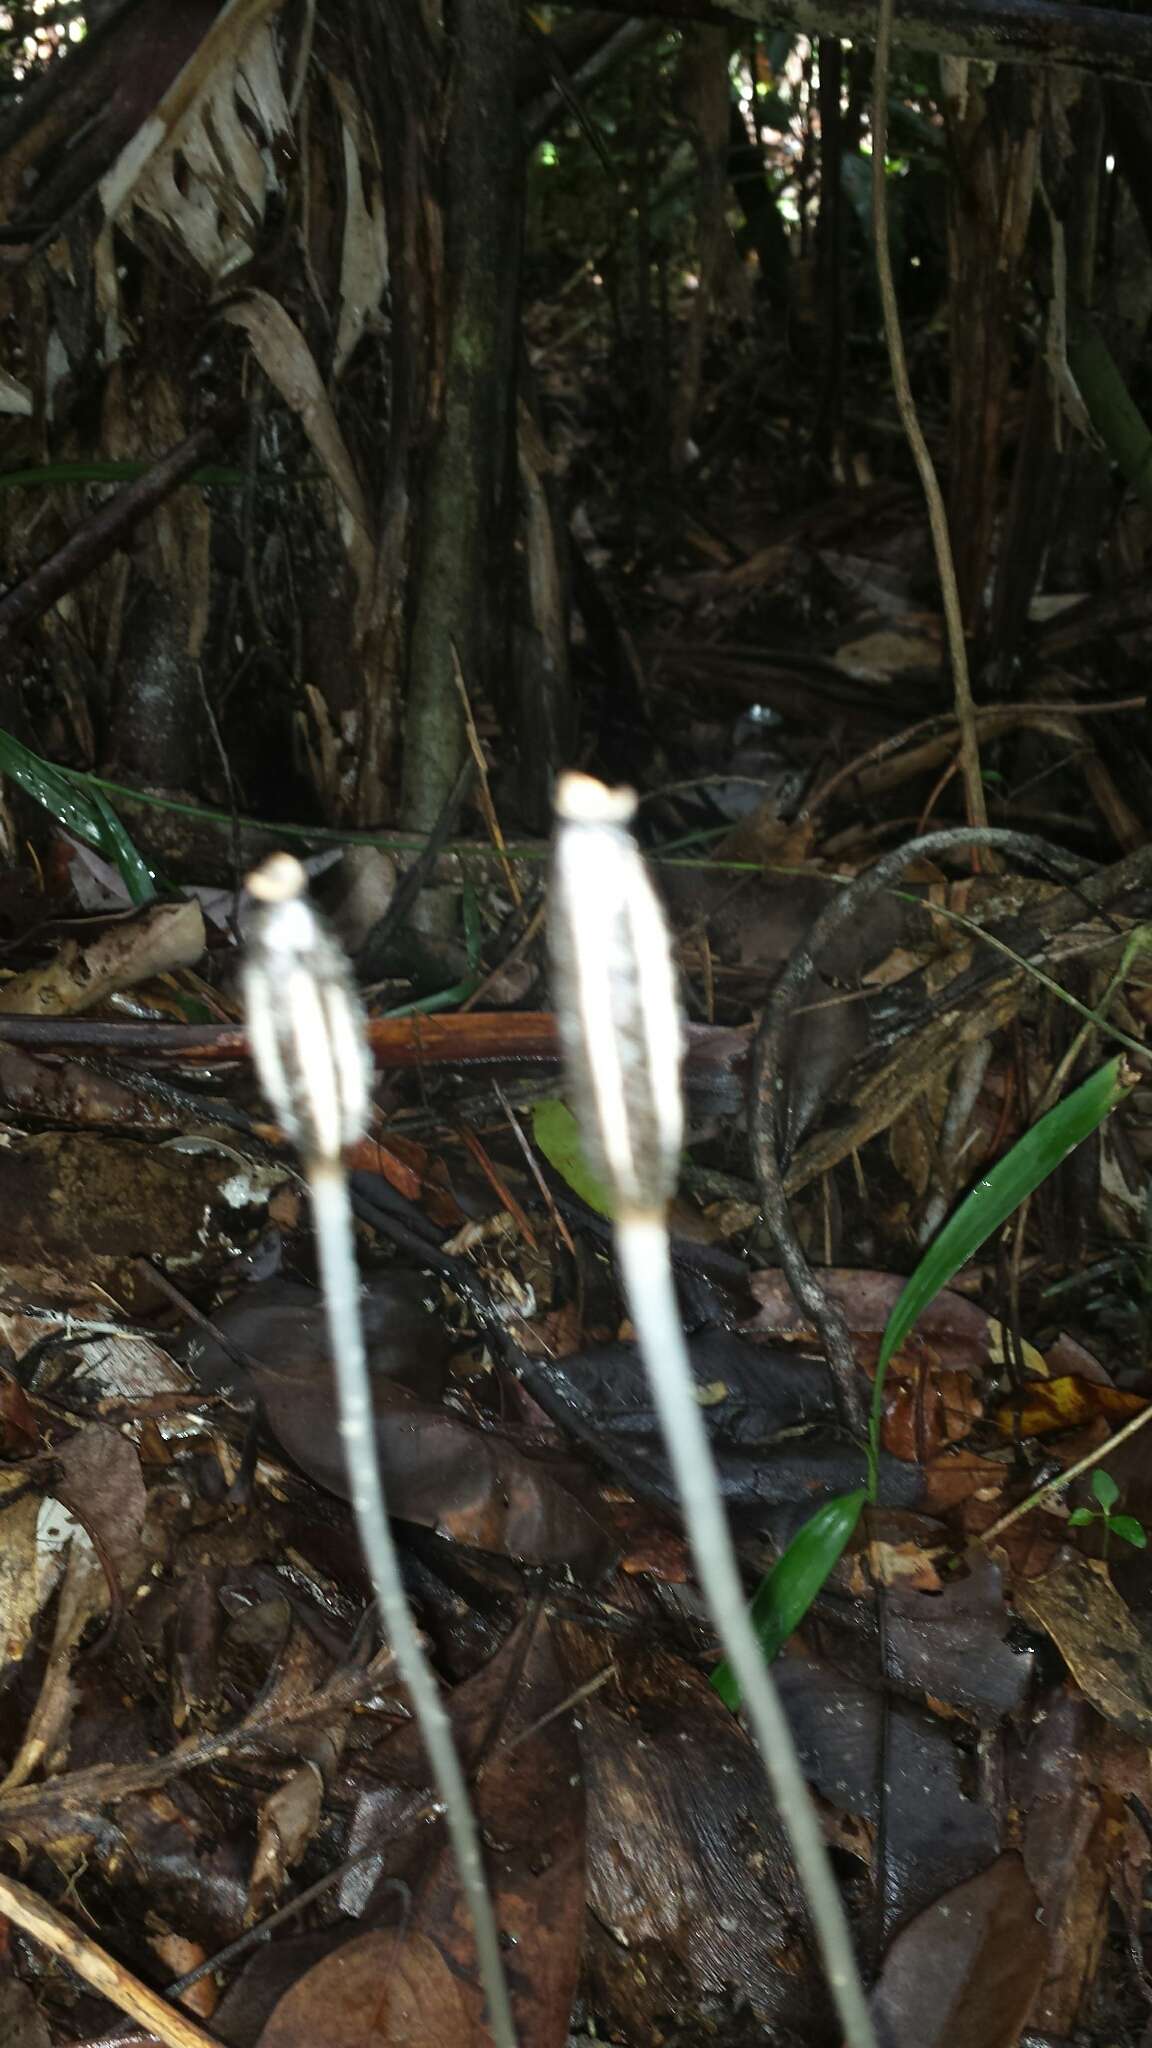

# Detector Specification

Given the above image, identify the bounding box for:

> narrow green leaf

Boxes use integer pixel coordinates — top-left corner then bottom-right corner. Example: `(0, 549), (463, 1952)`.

(531, 1097), (615, 1218)
(1092, 1468), (1120, 1512)
(1109, 1515), (1147, 1549)
(90, 787), (155, 906)
(711, 1488), (866, 1709)
(0, 727), (156, 905)
(868, 1057), (1131, 1496)
(1067, 1507), (1095, 1528)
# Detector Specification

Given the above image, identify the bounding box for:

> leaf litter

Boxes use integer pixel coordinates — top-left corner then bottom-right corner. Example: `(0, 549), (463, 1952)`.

(3, 788), (1152, 2048)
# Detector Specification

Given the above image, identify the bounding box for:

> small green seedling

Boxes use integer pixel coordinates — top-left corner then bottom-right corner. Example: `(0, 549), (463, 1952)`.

(1068, 1468), (1147, 1549)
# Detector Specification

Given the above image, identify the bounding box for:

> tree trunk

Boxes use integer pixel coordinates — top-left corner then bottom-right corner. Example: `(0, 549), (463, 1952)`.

(0, 0), (529, 872)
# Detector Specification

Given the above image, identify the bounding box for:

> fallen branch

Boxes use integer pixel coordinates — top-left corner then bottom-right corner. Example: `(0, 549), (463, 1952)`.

(0, 1870), (223, 2048)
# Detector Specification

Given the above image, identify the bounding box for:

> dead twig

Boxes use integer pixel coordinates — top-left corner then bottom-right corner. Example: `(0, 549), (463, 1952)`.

(977, 1392), (1152, 1549)
(807, 695), (1145, 818)
(0, 1871), (222, 2048)
(0, 410), (243, 650)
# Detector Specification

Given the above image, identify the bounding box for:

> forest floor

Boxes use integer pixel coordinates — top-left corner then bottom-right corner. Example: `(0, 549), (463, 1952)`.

(4, 292), (1152, 2048)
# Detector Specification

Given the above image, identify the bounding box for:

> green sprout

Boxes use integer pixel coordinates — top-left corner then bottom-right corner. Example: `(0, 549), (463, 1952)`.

(1067, 1468), (1147, 1550)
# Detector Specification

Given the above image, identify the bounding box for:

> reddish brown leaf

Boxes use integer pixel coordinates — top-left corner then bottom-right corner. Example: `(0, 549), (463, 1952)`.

(869, 1855), (1048, 2048)
(1014, 1691), (1152, 2037)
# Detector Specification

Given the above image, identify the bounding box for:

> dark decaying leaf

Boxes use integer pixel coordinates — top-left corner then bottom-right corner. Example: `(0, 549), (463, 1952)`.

(752, 1266), (986, 1347)
(774, 1649), (1001, 1935)
(811, 1551), (1032, 1722)
(258, 1362), (613, 1575)
(0, 1976), (52, 2048)
(181, 1274), (455, 1402)
(869, 1854), (1048, 2048)
(557, 1625), (827, 2042)
(536, 1326), (919, 1531)
(52, 1423), (148, 1583)
(186, 1276), (616, 1575)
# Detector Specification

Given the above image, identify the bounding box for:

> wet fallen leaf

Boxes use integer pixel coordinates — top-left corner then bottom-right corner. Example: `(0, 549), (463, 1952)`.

(776, 1648), (1000, 1933)
(534, 1326), (919, 1525)
(869, 1854), (1047, 2048)
(815, 1552), (1031, 1722)
(1013, 1689), (1152, 2037)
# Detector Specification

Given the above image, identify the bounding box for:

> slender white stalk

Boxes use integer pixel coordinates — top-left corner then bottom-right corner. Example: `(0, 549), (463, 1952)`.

(241, 853), (516, 2047)
(309, 1162), (518, 2048)
(616, 1212), (877, 2048)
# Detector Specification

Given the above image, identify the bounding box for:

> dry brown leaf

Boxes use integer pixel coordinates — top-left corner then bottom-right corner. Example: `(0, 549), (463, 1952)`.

(222, 290), (372, 551)
(0, 900), (204, 1016)
(833, 625), (942, 682)
(99, 0), (289, 285)
(258, 1930), (470, 2048)
(1014, 1550), (1152, 1742)
(327, 76), (390, 378)
(248, 1764), (325, 1924)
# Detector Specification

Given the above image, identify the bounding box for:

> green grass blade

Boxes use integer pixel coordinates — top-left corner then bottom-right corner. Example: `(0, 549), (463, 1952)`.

(867, 1054), (1132, 1495)
(711, 1488), (866, 1708)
